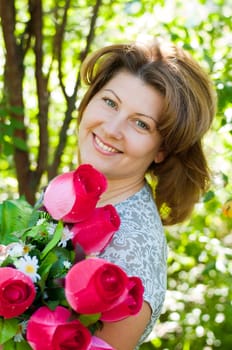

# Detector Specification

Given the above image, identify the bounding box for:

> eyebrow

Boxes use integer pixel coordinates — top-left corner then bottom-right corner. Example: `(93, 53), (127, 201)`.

(103, 88), (159, 124)
(103, 89), (122, 103)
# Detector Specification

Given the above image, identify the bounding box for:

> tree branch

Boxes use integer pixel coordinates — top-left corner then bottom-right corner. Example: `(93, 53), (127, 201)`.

(29, 0), (49, 182)
(56, 0), (71, 100)
(48, 0), (103, 179)
(79, 0), (103, 62)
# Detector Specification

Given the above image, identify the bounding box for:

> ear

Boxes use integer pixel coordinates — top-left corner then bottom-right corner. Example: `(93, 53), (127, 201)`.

(154, 150), (166, 163)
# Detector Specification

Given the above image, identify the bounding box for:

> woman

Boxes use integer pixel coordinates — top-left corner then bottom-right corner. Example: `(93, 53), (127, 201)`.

(77, 40), (216, 349)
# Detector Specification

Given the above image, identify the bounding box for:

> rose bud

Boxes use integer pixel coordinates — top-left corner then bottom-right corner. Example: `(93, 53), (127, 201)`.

(26, 306), (71, 350)
(90, 336), (116, 349)
(71, 205), (120, 254)
(43, 164), (107, 223)
(0, 267), (36, 318)
(52, 320), (91, 350)
(100, 276), (144, 322)
(65, 258), (128, 314)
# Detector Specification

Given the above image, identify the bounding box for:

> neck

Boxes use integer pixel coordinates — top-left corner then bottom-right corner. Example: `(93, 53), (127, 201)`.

(98, 177), (145, 206)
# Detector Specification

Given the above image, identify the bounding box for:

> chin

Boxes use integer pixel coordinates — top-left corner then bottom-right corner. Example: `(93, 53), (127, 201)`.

(80, 157), (101, 171)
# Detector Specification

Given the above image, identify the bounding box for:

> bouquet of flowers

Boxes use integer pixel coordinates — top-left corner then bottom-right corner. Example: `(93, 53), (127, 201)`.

(0, 164), (144, 350)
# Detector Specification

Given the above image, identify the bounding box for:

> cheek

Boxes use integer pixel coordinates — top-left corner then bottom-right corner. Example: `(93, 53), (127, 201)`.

(127, 137), (158, 157)
(78, 115), (91, 139)
(79, 108), (96, 131)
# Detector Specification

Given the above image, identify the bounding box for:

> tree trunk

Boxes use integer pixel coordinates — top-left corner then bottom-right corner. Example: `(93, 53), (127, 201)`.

(0, 0), (33, 203)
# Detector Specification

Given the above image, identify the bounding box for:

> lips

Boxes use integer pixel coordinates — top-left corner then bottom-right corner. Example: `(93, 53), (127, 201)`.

(94, 134), (121, 154)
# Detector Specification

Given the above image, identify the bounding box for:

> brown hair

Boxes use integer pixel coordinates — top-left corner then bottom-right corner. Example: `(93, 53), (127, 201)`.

(78, 41), (216, 225)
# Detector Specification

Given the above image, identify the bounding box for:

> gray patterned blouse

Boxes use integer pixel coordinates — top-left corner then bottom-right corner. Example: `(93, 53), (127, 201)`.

(97, 183), (167, 349)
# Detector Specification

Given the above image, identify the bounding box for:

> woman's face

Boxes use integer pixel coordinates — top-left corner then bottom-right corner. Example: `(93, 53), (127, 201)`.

(78, 70), (165, 183)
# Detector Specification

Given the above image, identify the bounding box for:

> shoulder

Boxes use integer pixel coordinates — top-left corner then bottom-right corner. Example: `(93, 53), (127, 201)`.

(112, 184), (167, 261)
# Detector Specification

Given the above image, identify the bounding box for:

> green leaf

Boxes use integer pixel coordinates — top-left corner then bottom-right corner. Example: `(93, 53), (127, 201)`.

(0, 198), (33, 244)
(40, 221), (63, 259)
(79, 313), (101, 327)
(20, 223), (47, 240)
(0, 318), (19, 344)
(1, 139), (14, 156)
(8, 105), (24, 115)
(38, 251), (58, 289)
(1, 339), (16, 350)
(12, 137), (28, 151)
(0, 107), (8, 117)
(16, 340), (33, 350)
(48, 247), (72, 279)
(46, 300), (60, 310)
(203, 190), (215, 202)
(10, 117), (25, 130)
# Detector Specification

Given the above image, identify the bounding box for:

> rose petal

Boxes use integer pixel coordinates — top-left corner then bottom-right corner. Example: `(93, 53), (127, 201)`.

(0, 267), (36, 318)
(90, 336), (116, 350)
(26, 306), (71, 350)
(52, 320), (91, 350)
(71, 205), (120, 254)
(100, 277), (144, 322)
(43, 164), (107, 223)
(62, 165), (107, 222)
(65, 258), (128, 314)
(43, 171), (76, 220)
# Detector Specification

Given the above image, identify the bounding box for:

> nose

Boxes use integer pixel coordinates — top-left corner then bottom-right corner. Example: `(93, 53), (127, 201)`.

(102, 113), (125, 140)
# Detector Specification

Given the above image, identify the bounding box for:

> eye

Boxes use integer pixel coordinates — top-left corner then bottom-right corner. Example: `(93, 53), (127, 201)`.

(136, 120), (150, 130)
(103, 97), (117, 109)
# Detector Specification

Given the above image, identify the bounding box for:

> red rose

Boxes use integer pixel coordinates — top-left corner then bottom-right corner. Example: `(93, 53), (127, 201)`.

(71, 204), (120, 254)
(52, 320), (91, 350)
(43, 164), (107, 223)
(26, 306), (72, 350)
(65, 258), (128, 314)
(0, 267), (36, 318)
(100, 276), (144, 322)
(27, 306), (91, 350)
(90, 336), (115, 349)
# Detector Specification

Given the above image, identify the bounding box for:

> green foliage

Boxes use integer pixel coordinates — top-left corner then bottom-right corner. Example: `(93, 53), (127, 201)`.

(140, 186), (232, 349)
(0, 198), (33, 244)
(0, 318), (19, 344)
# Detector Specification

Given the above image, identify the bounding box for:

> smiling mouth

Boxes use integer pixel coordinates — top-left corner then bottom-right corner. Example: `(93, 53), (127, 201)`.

(94, 135), (121, 153)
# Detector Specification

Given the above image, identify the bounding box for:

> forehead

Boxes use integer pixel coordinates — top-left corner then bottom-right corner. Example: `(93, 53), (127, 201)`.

(100, 70), (164, 118)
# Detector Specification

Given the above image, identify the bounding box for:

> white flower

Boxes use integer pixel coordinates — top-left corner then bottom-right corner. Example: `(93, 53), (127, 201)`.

(15, 255), (40, 282)
(14, 321), (28, 342)
(14, 332), (24, 342)
(36, 218), (46, 226)
(63, 260), (72, 269)
(47, 222), (57, 236)
(7, 242), (24, 258)
(6, 242), (33, 258)
(58, 226), (73, 248)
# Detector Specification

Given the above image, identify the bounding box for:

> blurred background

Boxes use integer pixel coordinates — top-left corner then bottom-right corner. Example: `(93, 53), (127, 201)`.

(0, 0), (232, 349)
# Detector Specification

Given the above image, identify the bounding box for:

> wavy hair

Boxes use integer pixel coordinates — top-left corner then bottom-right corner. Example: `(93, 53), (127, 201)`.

(78, 41), (216, 225)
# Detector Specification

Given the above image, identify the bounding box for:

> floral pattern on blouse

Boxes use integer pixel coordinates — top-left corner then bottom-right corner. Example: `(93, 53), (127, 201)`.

(97, 184), (167, 348)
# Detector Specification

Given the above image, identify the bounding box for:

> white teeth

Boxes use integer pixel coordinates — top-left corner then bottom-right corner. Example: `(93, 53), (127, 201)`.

(95, 136), (118, 153)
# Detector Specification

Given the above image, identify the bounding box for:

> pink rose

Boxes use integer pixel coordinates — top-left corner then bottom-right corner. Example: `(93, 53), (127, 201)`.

(100, 276), (144, 322)
(43, 164), (107, 223)
(52, 320), (91, 350)
(26, 306), (70, 349)
(27, 306), (91, 350)
(71, 205), (120, 254)
(65, 258), (128, 314)
(0, 267), (36, 318)
(90, 336), (115, 349)
(26, 306), (90, 350)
